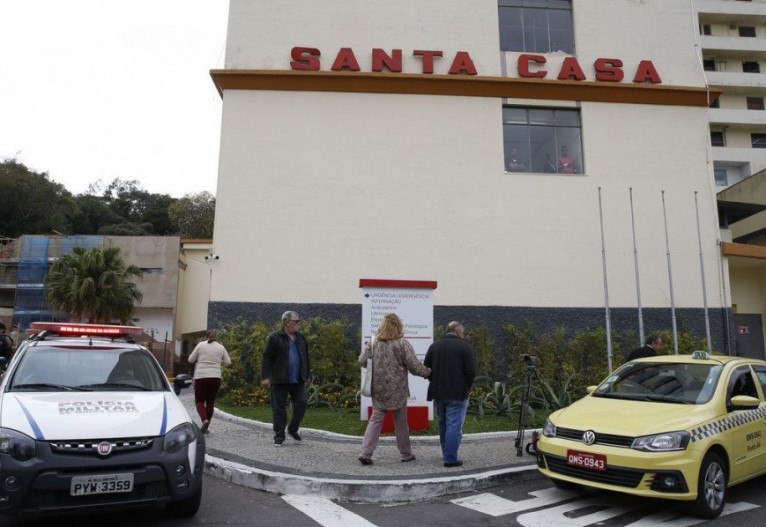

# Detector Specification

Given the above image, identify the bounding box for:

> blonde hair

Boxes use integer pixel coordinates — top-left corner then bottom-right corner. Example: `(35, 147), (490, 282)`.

(376, 313), (404, 341)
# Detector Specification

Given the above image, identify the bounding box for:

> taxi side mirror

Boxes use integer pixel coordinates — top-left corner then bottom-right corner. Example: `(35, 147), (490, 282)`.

(173, 374), (192, 395)
(730, 395), (760, 411)
(585, 385), (597, 394)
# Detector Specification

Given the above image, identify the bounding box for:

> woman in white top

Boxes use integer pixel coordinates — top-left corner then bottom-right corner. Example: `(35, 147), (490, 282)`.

(188, 329), (232, 433)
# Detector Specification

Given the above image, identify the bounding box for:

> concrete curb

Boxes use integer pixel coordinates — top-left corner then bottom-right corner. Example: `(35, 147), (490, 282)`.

(204, 454), (538, 502)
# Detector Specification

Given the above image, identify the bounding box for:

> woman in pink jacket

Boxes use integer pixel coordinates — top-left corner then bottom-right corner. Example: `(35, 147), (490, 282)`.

(358, 313), (430, 465)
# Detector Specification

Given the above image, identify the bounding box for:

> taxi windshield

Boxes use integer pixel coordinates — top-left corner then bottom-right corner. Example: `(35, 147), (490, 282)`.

(9, 347), (167, 392)
(593, 362), (723, 404)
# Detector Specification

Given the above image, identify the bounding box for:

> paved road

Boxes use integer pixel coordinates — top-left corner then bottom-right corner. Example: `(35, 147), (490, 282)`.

(2, 471), (764, 526)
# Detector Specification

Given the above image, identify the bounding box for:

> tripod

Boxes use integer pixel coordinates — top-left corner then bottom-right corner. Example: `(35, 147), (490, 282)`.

(515, 355), (536, 457)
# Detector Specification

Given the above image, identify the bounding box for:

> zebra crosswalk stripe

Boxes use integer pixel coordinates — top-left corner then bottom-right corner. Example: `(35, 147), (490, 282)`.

(282, 494), (377, 527)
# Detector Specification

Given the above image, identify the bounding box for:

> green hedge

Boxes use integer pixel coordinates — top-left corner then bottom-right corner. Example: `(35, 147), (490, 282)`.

(215, 318), (710, 414)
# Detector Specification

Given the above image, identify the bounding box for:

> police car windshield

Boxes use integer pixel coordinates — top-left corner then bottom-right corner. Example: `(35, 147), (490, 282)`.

(9, 348), (167, 392)
(593, 362), (723, 404)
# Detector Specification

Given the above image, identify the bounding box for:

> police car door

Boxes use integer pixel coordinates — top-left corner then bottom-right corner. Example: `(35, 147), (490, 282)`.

(726, 366), (765, 482)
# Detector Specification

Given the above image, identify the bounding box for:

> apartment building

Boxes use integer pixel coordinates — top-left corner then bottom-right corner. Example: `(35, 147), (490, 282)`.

(697, 0), (766, 188)
(208, 0), (737, 353)
(697, 0), (766, 358)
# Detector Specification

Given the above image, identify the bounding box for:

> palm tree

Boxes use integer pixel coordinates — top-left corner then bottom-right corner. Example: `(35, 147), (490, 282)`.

(45, 246), (143, 323)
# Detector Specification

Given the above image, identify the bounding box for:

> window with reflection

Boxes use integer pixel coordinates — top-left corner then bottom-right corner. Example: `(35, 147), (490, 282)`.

(503, 106), (583, 174)
(499, 0), (574, 54)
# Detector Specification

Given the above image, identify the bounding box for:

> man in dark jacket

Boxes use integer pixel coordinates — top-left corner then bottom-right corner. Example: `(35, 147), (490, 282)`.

(628, 335), (662, 361)
(261, 311), (311, 446)
(424, 321), (476, 467)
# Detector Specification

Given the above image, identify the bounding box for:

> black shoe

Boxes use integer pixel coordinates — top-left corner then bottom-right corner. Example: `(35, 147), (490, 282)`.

(288, 431), (302, 442)
(444, 460), (463, 468)
(401, 455), (416, 462)
(358, 456), (373, 465)
(274, 437), (284, 446)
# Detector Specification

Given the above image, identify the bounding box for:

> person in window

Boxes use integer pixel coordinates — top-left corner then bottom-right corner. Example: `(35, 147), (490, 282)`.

(556, 145), (578, 174)
(543, 152), (557, 173)
(506, 147), (527, 172)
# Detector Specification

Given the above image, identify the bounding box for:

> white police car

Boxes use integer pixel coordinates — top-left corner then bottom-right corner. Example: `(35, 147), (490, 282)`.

(0, 322), (203, 517)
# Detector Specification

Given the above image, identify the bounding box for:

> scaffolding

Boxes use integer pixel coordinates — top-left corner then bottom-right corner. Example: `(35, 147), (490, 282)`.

(14, 236), (103, 330)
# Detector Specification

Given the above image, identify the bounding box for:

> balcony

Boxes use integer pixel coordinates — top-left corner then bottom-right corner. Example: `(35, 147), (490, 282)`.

(700, 35), (766, 56)
(696, 0), (766, 22)
(706, 70), (766, 90)
(709, 107), (766, 125)
(711, 145), (766, 173)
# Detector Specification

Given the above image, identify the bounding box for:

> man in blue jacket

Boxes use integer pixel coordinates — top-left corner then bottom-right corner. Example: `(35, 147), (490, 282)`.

(424, 321), (476, 467)
(261, 311), (312, 446)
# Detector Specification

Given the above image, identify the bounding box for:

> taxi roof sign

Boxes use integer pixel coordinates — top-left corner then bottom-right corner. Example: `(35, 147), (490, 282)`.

(29, 322), (142, 337)
(692, 350), (711, 360)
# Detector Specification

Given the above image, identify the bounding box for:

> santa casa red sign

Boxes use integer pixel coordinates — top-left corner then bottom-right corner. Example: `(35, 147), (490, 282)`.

(290, 47), (662, 83)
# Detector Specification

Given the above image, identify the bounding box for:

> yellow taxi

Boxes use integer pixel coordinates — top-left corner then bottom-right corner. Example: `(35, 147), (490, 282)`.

(536, 351), (766, 519)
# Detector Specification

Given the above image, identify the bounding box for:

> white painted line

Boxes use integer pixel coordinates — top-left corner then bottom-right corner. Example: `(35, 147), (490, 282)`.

(283, 494), (377, 527)
(623, 500), (760, 527)
(451, 487), (579, 517)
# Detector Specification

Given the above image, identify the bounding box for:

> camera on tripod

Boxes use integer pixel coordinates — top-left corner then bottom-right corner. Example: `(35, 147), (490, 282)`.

(523, 354), (537, 369)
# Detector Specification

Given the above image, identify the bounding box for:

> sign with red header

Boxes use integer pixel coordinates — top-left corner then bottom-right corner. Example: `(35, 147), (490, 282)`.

(29, 322), (142, 337)
(359, 278), (437, 431)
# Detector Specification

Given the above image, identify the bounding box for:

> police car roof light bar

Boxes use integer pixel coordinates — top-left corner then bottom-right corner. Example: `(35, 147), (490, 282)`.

(28, 322), (142, 338)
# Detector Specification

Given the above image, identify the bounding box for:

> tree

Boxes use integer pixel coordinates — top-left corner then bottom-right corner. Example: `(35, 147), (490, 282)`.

(0, 159), (78, 237)
(85, 178), (176, 235)
(168, 191), (216, 239)
(45, 246), (143, 323)
(70, 195), (124, 234)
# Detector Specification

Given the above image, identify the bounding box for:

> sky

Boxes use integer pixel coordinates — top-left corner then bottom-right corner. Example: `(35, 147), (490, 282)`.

(0, 1), (230, 198)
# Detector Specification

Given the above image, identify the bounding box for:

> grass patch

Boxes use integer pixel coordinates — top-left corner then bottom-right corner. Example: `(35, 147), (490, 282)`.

(217, 402), (549, 436)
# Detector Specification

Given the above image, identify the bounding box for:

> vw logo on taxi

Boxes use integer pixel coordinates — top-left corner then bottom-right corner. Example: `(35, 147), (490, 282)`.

(97, 441), (113, 456)
(582, 430), (596, 446)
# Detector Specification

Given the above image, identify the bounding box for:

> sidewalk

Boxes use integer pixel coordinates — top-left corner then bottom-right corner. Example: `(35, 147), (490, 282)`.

(180, 393), (539, 502)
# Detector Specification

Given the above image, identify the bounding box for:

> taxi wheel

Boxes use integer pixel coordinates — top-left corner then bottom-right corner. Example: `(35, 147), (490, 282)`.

(689, 452), (727, 519)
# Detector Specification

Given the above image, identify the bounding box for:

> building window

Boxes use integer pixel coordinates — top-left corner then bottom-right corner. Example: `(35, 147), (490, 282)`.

(503, 106), (583, 174)
(711, 131), (725, 147)
(701, 24), (711, 36)
(139, 267), (164, 275)
(499, 0), (574, 54)
(752, 133), (766, 148)
(743, 61), (761, 73)
(714, 169), (728, 187)
(746, 97), (765, 110)
(738, 26), (756, 37)
(709, 97), (720, 108)
(703, 59), (716, 71)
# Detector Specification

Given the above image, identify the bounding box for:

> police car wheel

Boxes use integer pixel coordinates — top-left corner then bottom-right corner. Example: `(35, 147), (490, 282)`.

(689, 452), (727, 519)
(165, 482), (202, 518)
